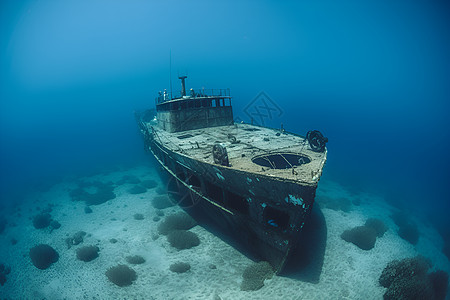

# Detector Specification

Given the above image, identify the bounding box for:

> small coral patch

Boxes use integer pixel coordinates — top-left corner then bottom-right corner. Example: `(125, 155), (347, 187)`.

(341, 225), (377, 250)
(365, 218), (388, 237)
(76, 245), (99, 262)
(141, 179), (158, 189)
(240, 261), (274, 291)
(379, 256), (448, 300)
(152, 195), (175, 209)
(126, 255), (145, 265)
(127, 185), (147, 194)
(133, 213), (144, 220)
(105, 264), (137, 287)
(170, 262), (191, 273)
(29, 244), (59, 270)
(33, 213), (52, 229)
(167, 230), (200, 250)
(70, 181), (116, 205)
(391, 211), (420, 245)
(157, 212), (197, 235)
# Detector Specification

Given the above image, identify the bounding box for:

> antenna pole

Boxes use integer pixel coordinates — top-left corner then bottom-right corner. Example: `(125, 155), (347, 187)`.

(169, 50), (173, 100)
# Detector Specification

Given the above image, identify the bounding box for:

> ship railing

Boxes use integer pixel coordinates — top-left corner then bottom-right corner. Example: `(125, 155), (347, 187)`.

(185, 88), (231, 99)
(155, 88), (230, 104)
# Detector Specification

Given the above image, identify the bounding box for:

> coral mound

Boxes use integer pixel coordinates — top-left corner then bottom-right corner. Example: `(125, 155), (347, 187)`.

(133, 213), (144, 220)
(170, 262), (191, 273)
(341, 225), (378, 250)
(152, 195), (175, 209)
(76, 245), (99, 262)
(240, 261), (274, 291)
(398, 222), (419, 245)
(379, 256), (448, 300)
(29, 244), (59, 270)
(126, 255), (145, 265)
(167, 230), (200, 250)
(65, 231), (87, 248)
(0, 263), (11, 286)
(364, 218), (388, 237)
(141, 179), (158, 189)
(105, 264), (137, 287)
(379, 256), (431, 288)
(116, 175), (141, 185)
(429, 271), (449, 300)
(157, 212), (197, 235)
(50, 220), (61, 230)
(70, 181), (116, 206)
(127, 185), (147, 194)
(32, 213), (52, 229)
(391, 211), (420, 245)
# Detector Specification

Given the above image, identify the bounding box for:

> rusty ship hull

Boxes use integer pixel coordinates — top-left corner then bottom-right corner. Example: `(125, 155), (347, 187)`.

(137, 113), (327, 273)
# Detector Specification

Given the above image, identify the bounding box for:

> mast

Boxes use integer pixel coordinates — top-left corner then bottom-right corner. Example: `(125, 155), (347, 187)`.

(169, 50), (173, 100)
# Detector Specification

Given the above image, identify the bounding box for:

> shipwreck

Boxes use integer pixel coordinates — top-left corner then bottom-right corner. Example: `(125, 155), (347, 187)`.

(136, 76), (328, 273)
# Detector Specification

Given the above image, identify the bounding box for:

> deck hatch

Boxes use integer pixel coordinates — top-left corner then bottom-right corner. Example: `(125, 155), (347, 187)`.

(252, 153), (311, 169)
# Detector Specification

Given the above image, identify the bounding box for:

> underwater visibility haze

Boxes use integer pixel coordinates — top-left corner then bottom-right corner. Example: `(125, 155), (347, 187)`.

(0, 0), (449, 299)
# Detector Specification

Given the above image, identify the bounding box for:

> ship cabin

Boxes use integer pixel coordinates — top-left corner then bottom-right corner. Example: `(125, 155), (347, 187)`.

(155, 76), (233, 133)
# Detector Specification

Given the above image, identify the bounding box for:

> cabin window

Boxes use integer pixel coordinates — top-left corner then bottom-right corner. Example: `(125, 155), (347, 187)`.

(263, 206), (289, 231)
(205, 181), (224, 204)
(225, 190), (249, 215)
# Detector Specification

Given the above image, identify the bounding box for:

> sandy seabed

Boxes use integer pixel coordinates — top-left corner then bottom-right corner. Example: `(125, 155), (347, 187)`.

(0, 165), (449, 300)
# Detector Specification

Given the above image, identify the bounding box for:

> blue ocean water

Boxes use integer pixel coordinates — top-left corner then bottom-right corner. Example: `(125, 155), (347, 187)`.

(0, 0), (449, 297)
(2, 0), (448, 226)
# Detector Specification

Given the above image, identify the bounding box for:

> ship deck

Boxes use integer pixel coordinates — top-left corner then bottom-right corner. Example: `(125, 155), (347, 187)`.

(148, 122), (327, 184)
